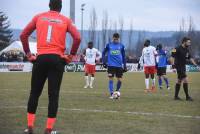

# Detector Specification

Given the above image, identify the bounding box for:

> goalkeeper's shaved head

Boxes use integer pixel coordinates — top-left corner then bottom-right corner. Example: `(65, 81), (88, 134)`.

(49, 0), (62, 12)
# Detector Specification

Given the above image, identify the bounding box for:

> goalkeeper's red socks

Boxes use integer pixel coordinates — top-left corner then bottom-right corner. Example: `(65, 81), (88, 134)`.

(46, 118), (56, 130)
(27, 113), (56, 132)
(27, 113), (35, 127)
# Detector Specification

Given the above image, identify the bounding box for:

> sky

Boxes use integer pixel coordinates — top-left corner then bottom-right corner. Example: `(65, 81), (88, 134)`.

(1, 0), (200, 31)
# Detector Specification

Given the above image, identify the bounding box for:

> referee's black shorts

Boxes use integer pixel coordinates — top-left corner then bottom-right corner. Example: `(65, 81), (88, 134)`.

(107, 66), (123, 78)
(176, 66), (187, 80)
(157, 67), (167, 76)
(28, 54), (65, 118)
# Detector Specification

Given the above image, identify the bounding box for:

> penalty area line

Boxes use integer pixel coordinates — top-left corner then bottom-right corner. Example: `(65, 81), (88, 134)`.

(1, 105), (200, 120)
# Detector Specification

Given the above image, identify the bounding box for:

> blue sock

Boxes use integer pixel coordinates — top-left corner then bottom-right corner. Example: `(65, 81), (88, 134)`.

(164, 78), (169, 87)
(109, 80), (114, 95)
(158, 77), (162, 87)
(116, 80), (122, 91)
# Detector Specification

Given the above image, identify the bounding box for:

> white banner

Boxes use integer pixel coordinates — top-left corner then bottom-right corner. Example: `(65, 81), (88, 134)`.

(0, 62), (199, 72)
(0, 62), (33, 72)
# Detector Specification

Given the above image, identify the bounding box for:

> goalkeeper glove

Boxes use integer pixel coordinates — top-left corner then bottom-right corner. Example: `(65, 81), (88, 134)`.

(26, 53), (36, 63)
(62, 55), (73, 64)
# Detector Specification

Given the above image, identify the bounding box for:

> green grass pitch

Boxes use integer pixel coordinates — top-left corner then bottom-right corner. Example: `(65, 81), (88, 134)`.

(0, 72), (200, 134)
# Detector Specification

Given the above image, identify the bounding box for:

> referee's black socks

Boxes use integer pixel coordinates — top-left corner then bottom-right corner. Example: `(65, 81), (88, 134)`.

(175, 83), (181, 98)
(183, 83), (189, 98)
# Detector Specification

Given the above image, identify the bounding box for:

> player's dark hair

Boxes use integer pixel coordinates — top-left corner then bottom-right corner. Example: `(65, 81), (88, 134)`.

(49, 0), (62, 12)
(88, 41), (93, 45)
(113, 33), (120, 39)
(88, 41), (93, 49)
(182, 37), (190, 44)
(144, 39), (150, 47)
(156, 44), (162, 50)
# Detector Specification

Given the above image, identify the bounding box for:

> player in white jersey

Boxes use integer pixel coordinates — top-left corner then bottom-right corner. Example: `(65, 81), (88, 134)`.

(83, 42), (102, 88)
(138, 40), (157, 93)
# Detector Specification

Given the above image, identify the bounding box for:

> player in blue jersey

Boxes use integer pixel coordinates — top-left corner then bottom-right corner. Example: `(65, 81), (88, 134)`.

(156, 44), (170, 90)
(102, 33), (127, 99)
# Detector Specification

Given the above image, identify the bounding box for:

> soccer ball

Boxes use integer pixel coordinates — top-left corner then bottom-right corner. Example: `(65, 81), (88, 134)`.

(113, 91), (120, 99)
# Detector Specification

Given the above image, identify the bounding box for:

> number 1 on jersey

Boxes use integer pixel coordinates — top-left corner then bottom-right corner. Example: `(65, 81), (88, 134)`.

(47, 25), (53, 43)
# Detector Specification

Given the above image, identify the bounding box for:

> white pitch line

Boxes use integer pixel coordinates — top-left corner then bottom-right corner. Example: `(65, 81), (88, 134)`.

(1, 105), (200, 120)
(0, 88), (97, 94)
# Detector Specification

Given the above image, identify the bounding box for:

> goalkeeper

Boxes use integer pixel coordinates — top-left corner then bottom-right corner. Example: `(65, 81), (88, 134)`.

(20, 0), (81, 133)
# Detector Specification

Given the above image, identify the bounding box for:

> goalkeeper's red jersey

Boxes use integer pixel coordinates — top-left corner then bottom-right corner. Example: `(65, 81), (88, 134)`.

(20, 11), (81, 56)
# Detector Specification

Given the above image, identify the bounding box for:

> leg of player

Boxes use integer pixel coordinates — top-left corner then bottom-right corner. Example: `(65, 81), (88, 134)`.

(45, 58), (64, 133)
(115, 67), (123, 92)
(183, 77), (193, 101)
(108, 76), (114, 98)
(145, 74), (150, 93)
(151, 74), (156, 92)
(84, 73), (89, 88)
(24, 61), (48, 134)
(89, 65), (96, 89)
(158, 75), (162, 89)
(90, 74), (95, 89)
(174, 79), (182, 100)
(116, 77), (122, 92)
(163, 75), (170, 90)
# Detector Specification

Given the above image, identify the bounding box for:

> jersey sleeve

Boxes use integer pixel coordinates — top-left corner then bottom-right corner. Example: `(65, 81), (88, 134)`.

(139, 49), (144, 65)
(96, 49), (102, 60)
(164, 50), (169, 61)
(20, 15), (38, 54)
(67, 20), (81, 55)
(153, 47), (158, 56)
(156, 52), (159, 64)
(121, 45), (126, 67)
(83, 48), (86, 55)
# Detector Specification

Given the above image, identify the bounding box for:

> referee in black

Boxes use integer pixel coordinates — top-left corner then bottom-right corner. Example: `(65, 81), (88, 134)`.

(171, 37), (199, 101)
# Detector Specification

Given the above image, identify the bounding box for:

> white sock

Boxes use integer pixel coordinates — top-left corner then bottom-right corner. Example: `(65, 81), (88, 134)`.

(152, 78), (156, 86)
(85, 76), (89, 86)
(145, 78), (149, 89)
(90, 77), (95, 87)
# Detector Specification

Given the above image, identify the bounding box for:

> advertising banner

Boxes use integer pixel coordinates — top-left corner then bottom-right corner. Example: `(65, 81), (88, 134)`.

(0, 62), (199, 72)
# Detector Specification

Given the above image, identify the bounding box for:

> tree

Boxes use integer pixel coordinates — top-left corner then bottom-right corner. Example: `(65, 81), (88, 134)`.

(187, 16), (200, 57)
(102, 10), (108, 49)
(118, 16), (124, 43)
(88, 8), (97, 46)
(0, 11), (12, 51)
(174, 18), (187, 46)
(127, 20), (134, 56)
(135, 31), (146, 57)
(107, 19), (118, 43)
(172, 16), (200, 57)
(107, 19), (113, 43)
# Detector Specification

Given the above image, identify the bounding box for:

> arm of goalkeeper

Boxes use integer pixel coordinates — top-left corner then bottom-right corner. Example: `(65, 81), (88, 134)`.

(26, 53), (36, 63)
(61, 55), (73, 64)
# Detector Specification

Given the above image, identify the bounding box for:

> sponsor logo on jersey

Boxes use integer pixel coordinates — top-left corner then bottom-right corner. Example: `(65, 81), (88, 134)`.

(110, 50), (120, 55)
